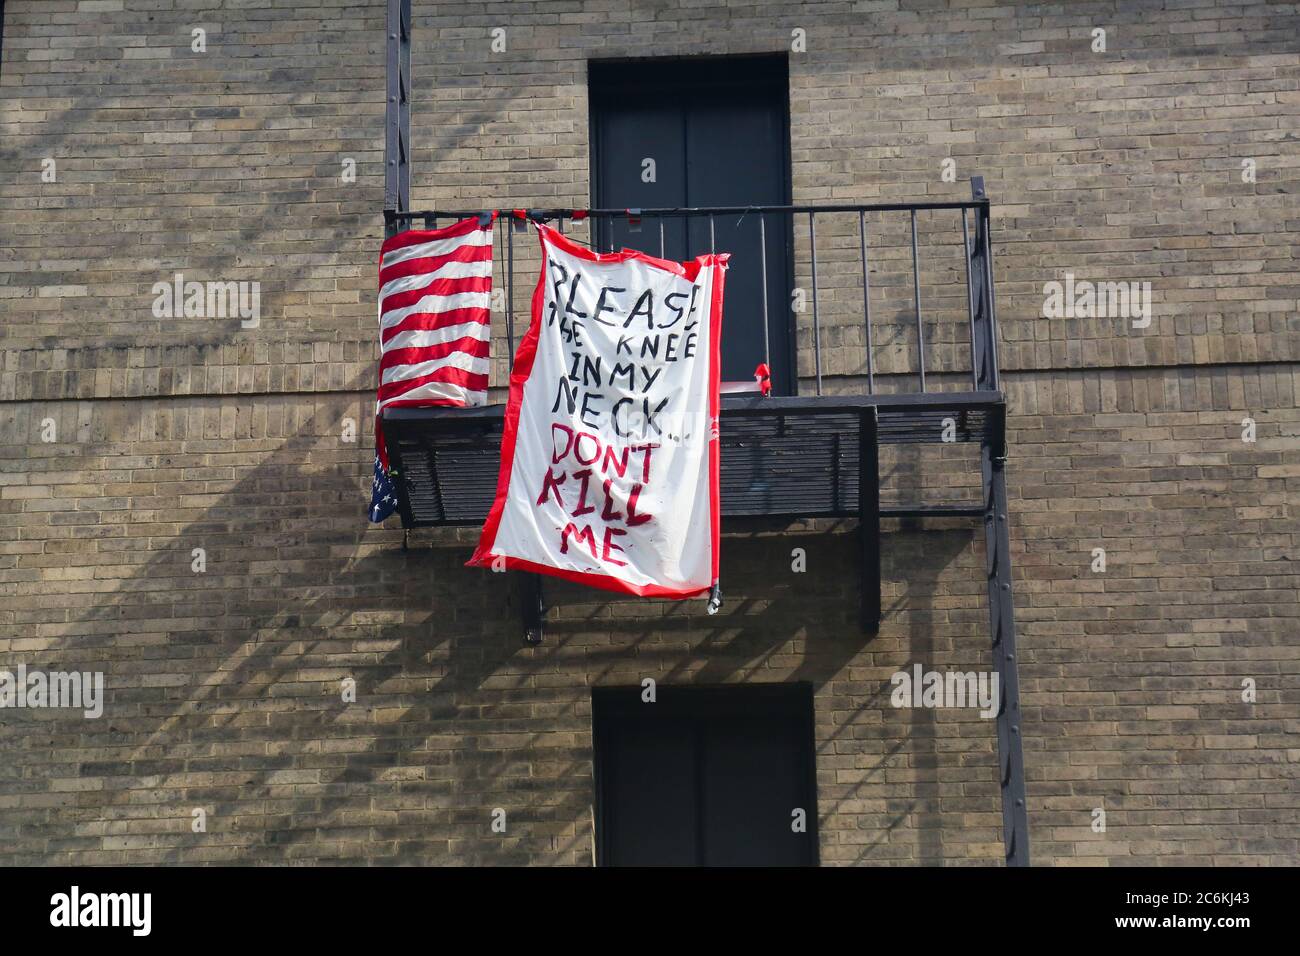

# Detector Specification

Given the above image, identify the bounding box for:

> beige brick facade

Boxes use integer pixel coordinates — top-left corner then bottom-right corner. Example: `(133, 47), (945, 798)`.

(0, 0), (1296, 864)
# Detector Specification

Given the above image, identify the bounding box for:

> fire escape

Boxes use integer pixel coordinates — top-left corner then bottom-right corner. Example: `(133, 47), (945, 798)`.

(377, 0), (1029, 866)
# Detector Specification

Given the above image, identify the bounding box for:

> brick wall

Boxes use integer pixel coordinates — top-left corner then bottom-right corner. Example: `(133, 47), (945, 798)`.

(0, 0), (1296, 865)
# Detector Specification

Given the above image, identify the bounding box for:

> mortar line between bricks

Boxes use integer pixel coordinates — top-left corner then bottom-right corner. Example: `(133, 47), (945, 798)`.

(1, 358), (1297, 405)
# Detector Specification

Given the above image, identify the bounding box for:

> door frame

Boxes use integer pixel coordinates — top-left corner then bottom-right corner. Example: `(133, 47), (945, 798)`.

(586, 54), (798, 395)
(591, 682), (820, 866)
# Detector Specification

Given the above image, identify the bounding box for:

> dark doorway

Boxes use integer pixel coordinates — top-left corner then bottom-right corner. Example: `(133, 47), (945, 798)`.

(592, 684), (819, 866)
(588, 55), (795, 394)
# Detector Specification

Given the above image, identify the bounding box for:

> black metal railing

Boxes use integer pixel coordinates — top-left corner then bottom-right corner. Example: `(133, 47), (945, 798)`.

(384, 179), (1000, 399)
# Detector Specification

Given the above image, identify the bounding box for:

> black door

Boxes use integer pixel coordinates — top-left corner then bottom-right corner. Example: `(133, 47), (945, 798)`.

(589, 56), (794, 394)
(592, 684), (819, 866)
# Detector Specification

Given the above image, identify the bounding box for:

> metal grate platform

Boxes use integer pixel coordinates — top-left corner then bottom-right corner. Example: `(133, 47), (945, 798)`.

(382, 392), (1005, 528)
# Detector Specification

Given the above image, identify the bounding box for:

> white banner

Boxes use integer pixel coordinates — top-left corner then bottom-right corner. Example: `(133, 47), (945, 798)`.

(469, 223), (727, 598)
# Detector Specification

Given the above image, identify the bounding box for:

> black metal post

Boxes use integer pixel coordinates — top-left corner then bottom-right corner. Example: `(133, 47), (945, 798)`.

(505, 219), (516, 366)
(961, 209), (979, 390)
(859, 407), (880, 633)
(981, 209), (1001, 392)
(759, 214), (771, 370)
(383, 0), (411, 239)
(970, 177), (999, 392)
(910, 208), (925, 393)
(809, 212), (822, 396)
(859, 210), (874, 394)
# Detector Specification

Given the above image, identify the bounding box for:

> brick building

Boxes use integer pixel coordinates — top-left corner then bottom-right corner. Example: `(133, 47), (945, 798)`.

(0, 0), (1296, 865)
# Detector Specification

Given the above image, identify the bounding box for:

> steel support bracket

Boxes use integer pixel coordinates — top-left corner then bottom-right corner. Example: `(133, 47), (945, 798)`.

(522, 573), (545, 646)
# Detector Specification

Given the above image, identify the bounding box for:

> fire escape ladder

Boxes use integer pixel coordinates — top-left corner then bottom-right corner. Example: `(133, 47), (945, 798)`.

(968, 178), (1030, 865)
(383, 0), (411, 235)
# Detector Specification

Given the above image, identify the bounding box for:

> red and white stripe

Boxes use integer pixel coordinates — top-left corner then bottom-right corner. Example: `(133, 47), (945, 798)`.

(376, 215), (494, 416)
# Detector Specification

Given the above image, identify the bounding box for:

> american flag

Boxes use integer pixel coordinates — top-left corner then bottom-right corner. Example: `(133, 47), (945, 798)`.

(369, 213), (496, 522)
(369, 454), (398, 523)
